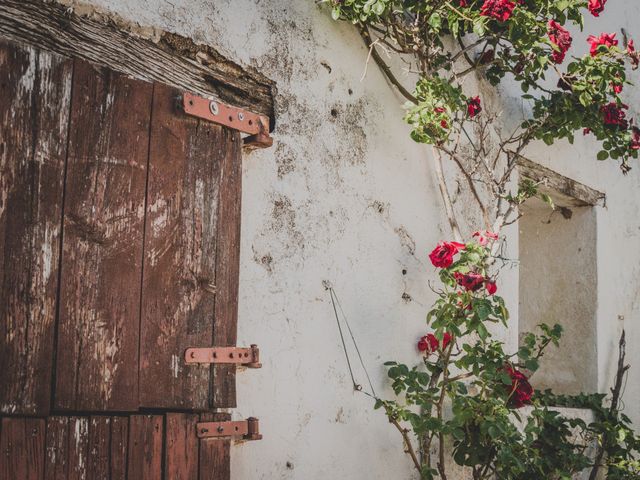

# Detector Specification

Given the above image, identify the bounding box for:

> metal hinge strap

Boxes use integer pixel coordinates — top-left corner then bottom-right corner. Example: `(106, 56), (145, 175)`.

(197, 417), (262, 440)
(184, 345), (261, 368)
(181, 92), (273, 149)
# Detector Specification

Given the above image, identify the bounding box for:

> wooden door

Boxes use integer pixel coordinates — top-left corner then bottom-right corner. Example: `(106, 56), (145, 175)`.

(0, 38), (244, 478)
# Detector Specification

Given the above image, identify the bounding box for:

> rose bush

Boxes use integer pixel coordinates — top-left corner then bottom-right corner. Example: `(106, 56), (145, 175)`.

(377, 236), (640, 479)
(323, 0), (640, 478)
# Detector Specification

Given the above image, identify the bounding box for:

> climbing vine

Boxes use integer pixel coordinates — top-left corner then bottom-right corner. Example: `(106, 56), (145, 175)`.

(323, 0), (640, 478)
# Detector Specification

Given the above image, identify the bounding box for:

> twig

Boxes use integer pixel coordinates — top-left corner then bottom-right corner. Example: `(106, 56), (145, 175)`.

(359, 26), (418, 104)
(432, 147), (463, 242)
(588, 330), (630, 480)
(440, 146), (492, 230)
(389, 416), (422, 473)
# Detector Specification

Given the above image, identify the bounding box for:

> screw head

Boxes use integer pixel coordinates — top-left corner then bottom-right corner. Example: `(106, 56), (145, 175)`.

(209, 101), (219, 115)
(238, 112), (245, 121)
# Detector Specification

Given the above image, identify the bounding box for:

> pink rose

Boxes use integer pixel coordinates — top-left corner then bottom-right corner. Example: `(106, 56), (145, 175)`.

(472, 230), (498, 246)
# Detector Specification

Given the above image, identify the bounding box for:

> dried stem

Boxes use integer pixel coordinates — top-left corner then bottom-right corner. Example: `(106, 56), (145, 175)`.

(389, 416), (422, 473)
(359, 26), (418, 104)
(432, 147), (463, 242)
(588, 330), (630, 480)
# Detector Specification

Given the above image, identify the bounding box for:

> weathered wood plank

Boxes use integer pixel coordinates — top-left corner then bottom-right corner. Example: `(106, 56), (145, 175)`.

(517, 156), (605, 207)
(165, 413), (199, 480)
(0, 0), (275, 128)
(0, 417), (46, 480)
(109, 417), (128, 480)
(67, 417), (89, 480)
(140, 83), (224, 409)
(44, 416), (69, 480)
(87, 417), (110, 480)
(54, 60), (152, 412)
(127, 415), (163, 480)
(198, 412), (231, 480)
(0, 39), (72, 416)
(212, 128), (243, 408)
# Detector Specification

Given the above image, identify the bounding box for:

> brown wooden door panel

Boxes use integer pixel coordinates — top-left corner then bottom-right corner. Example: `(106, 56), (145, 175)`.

(0, 37), (245, 480)
(0, 40), (73, 416)
(139, 83), (241, 410)
(54, 60), (152, 412)
(1, 413), (233, 480)
(210, 124), (242, 409)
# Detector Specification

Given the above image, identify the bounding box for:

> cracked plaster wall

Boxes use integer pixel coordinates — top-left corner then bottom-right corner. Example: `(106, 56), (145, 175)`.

(55, 0), (640, 478)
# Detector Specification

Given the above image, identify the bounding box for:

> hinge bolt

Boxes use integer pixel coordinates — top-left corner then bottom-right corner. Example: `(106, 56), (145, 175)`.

(209, 101), (219, 116)
(238, 112), (245, 121)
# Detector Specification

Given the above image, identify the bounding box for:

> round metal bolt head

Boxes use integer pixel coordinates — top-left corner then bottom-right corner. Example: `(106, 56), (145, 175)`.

(209, 101), (219, 115)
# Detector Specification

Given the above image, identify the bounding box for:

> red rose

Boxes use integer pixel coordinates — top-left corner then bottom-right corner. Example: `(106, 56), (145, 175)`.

(628, 40), (639, 69)
(588, 33), (618, 57)
(435, 107), (446, 113)
(583, 128), (591, 135)
(428, 242), (465, 268)
(611, 74), (623, 94)
(467, 96), (482, 118)
(472, 230), (498, 246)
(440, 119), (449, 129)
(588, 0), (607, 17)
(503, 365), (533, 408)
(631, 127), (640, 150)
(459, 0), (468, 6)
(480, 0), (516, 22)
(601, 102), (628, 128)
(418, 332), (452, 354)
(485, 280), (497, 295)
(454, 272), (485, 292)
(547, 20), (572, 64)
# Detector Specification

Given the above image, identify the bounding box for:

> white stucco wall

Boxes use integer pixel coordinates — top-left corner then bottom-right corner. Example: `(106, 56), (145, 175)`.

(60, 1), (640, 478)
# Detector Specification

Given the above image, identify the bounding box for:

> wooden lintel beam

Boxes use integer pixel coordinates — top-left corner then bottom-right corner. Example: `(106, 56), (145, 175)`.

(0, 0), (276, 130)
(517, 156), (605, 207)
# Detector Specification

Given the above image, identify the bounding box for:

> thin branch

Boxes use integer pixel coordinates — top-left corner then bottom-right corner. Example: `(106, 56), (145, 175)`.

(389, 417), (422, 473)
(432, 146), (463, 242)
(359, 25), (418, 104)
(440, 146), (492, 230)
(588, 330), (630, 480)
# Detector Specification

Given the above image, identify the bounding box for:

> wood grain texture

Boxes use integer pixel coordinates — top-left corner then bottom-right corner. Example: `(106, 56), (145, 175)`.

(67, 417), (89, 480)
(199, 412), (231, 480)
(87, 417), (111, 480)
(109, 417), (128, 480)
(212, 129), (243, 408)
(54, 60), (152, 412)
(0, 0), (275, 128)
(127, 415), (163, 480)
(517, 156), (605, 207)
(0, 39), (72, 416)
(165, 413), (199, 480)
(140, 83), (225, 409)
(44, 416), (69, 480)
(0, 417), (46, 480)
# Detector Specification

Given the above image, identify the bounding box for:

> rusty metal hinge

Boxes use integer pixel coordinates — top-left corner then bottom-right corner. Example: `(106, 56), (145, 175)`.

(181, 92), (273, 149)
(196, 417), (262, 441)
(184, 345), (261, 368)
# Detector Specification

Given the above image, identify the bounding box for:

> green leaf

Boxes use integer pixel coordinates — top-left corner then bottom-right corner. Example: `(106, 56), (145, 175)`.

(597, 150), (609, 161)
